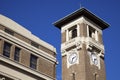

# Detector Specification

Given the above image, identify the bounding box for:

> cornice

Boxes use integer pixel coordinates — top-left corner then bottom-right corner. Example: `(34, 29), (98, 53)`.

(0, 14), (56, 53)
(0, 30), (57, 63)
(0, 55), (55, 80)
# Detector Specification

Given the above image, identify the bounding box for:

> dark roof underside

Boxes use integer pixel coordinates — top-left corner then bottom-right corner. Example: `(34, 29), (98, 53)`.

(54, 8), (109, 30)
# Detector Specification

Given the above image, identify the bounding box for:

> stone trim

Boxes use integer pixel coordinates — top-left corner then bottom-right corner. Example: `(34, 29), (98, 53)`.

(0, 55), (55, 80)
(0, 30), (56, 63)
(86, 37), (104, 52)
(0, 14), (56, 53)
(61, 16), (84, 33)
(83, 17), (102, 33)
(0, 71), (21, 80)
(61, 36), (104, 57)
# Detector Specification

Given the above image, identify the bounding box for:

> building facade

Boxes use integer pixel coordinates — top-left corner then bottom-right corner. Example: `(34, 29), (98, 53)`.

(0, 14), (57, 80)
(54, 8), (109, 80)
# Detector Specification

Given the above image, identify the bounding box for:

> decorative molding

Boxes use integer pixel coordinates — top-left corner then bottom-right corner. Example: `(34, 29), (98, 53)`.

(75, 41), (82, 50)
(61, 49), (66, 54)
(61, 53), (67, 57)
(86, 37), (104, 51)
(0, 55), (55, 80)
(61, 37), (81, 51)
(61, 37), (82, 57)
(0, 71), (21, 80)
(86, 44), (93, 51)
(83, 16), (102, 34)
(0, 30), (57, 63)
(98, 50), (104, 58)
(0, 14), (56, 53)
(61, 17), (84, 33)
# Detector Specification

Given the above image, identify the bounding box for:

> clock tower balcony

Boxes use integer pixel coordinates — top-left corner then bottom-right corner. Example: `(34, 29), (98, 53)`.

(61, 36), (104, 57)
(86, 37), (105, 58)
(61, 37), (82, 56)
(86, 37), (104, 51)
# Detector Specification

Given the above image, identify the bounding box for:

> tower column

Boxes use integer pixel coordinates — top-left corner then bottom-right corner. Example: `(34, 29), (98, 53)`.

(77, 24), (80, 37)
(95, 30), (98, 41)
(66, 30), (69, 41)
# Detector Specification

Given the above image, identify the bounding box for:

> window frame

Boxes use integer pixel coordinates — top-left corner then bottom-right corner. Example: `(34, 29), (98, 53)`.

(14, 47), (21, 62)
(3, 42), (11, 58)
(68, 25), (77, 40)
(88, 25), (98, 41)
(71, 28), (77, 39)
(30, 54), (38, 69)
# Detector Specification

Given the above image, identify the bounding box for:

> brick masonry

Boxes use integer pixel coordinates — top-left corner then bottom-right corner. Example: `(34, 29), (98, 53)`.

(0, 23), (56, 79)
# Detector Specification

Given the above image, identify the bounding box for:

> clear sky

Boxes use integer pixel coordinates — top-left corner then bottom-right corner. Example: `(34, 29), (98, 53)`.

(0, 0), (120, 80)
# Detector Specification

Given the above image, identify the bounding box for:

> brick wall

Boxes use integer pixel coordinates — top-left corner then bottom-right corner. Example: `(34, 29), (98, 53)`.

(62, 31), (66, 43)
(0, 24), (56, 79)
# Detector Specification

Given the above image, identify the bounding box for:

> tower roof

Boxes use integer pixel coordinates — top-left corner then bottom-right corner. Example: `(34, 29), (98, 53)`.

(54, 8), (109, 30)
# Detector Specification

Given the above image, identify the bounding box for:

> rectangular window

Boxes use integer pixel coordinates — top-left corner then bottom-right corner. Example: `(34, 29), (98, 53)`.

(14, 47), (21, 62)
(3, 42), (11, 58)
(72, 28), (77, 38)
(69, 25), (77, 39)
(31, 41), (39, 48)
(5, 28), (14, 35)
(88, 25), (98, 41)
(89, 26), (95, 38)
(30, 54), (38, 69)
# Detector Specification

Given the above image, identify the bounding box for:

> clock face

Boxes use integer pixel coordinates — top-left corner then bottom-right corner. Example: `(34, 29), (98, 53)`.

(68, 52), (78, 64)
(91, 53), (98, 65)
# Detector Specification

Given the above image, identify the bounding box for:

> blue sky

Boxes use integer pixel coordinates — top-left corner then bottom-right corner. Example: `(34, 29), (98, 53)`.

(0, 0), (120, 80)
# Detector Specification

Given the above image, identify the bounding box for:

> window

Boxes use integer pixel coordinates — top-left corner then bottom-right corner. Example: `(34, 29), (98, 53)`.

(89, 26), (96, 39)
(72, 28), (77, 39)
(69, 25), (77, 39)
(14, 47), (21, 61)
(30, 54), (38, 69)
(3, 42), (11, 58)
(31, 41), (39, 48)
(88, 25), (99, 41)
(5, 28), (14, 35)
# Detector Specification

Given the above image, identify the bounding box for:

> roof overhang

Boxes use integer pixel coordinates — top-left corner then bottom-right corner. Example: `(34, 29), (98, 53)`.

(54, 8), (109, 30)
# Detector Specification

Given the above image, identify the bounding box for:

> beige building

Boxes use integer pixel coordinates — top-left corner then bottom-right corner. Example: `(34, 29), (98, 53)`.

(0, 14), (57, 80)
(54, 8), (109, 80)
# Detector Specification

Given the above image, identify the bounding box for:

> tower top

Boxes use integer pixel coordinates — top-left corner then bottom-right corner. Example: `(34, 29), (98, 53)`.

(54, 8), (109, 30)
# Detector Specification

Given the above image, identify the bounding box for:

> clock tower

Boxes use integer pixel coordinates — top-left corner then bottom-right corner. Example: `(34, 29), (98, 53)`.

(54, 8), (109, 80)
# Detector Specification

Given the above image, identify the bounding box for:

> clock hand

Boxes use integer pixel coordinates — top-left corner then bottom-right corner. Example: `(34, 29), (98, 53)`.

(72, 56), (76, 62)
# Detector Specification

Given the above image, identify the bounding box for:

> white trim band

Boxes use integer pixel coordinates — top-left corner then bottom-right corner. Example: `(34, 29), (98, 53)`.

(0, 55), (55, 80)
(0, 30), (57, 63)
(0, 14), (56, 53)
